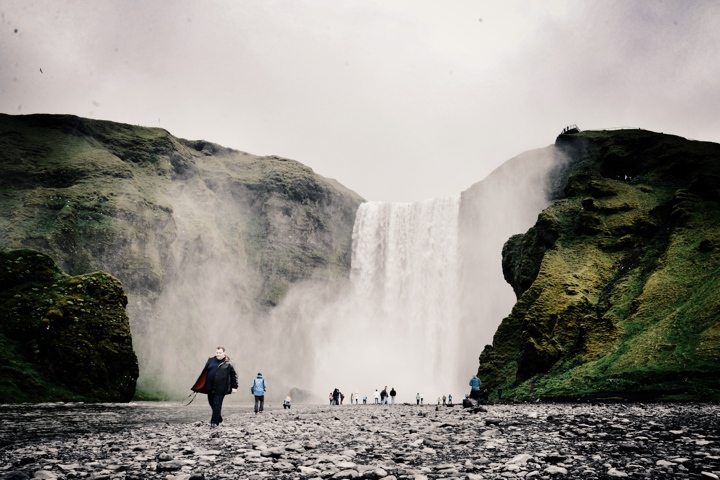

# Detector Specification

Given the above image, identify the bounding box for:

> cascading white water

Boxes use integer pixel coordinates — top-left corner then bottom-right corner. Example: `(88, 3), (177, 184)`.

(309, 197), (464, 402)
(310, 147), (566, 403)
(350, 198), (461, 380)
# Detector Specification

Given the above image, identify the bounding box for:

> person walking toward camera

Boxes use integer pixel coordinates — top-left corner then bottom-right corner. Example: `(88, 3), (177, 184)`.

(251, 372), (267, 413)
(191, 346), (238, 428)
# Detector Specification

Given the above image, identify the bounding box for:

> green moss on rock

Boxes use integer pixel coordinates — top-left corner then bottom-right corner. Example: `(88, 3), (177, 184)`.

(0, 248), (138, 402)
(480, 129), (720, 402)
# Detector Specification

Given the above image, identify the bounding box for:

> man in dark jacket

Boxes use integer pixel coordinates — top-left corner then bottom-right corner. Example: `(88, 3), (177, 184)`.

(191, 347), (239, 427)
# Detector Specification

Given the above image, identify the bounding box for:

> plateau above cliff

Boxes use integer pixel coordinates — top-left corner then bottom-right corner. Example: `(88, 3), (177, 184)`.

(479, 129), (720, 401)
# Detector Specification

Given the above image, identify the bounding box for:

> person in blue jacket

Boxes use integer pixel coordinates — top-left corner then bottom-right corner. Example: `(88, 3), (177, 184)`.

(251, 372), (267, 413)
(469, 374), (482, 405)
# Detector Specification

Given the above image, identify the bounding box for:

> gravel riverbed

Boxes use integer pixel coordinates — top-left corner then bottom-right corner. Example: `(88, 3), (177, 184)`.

(1, 402), (718, 480)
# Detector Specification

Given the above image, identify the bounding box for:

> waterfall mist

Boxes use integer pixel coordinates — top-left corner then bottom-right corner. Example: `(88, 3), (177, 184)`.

(301, 145), (568, 403)
(307, 198), (462, 403)
(133, 167), (336, 402)
(131, 145), (566, 404)
(457, 146), (569, 384)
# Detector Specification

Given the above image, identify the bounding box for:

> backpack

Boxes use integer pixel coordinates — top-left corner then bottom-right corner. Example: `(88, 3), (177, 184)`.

(253, 377), (265, 393)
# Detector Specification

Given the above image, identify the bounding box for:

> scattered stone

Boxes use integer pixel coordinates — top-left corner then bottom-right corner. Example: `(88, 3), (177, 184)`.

(544, 465), (567, 475)
(32, 472), (57, 480)
(607, 468), (629, 477)
(0, 403), (718, 480)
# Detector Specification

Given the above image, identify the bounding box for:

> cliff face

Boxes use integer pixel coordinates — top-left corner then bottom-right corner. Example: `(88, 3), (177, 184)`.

(0, 114), (364, 398)
(479, 129), (720, 401)
(0, 249), (137, 402)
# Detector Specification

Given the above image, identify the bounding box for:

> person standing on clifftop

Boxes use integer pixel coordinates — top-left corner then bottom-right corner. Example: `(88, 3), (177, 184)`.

(191, 347), (239, 428)
(390, 387), (396, 405)
(251, 372), (267, 413)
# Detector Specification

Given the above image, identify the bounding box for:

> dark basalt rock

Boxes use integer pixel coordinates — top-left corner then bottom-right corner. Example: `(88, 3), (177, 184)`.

(0, 248), (138, 402)
(480, 129), (720, 401)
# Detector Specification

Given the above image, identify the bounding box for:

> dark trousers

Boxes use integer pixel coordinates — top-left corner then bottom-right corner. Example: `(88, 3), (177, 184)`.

(207, 393), (225, 425)
(254, 395), (265, 413)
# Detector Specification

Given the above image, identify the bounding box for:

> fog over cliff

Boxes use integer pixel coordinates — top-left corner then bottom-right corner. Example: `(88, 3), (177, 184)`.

(0, 114), (567, 403)
(264, 144), (568, 402)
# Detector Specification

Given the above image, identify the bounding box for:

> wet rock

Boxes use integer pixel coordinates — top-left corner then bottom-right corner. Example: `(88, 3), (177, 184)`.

(31, 472), (57, 480)
(544, 465), (567, 475)
(0, 473), (31, 480)
(156, 461), (184, 472)
(1, 403), (719, 480)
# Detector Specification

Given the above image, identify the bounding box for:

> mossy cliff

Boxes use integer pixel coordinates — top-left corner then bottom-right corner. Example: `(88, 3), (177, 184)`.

(479, 129), (720, 401)
(0, 249), (138, 402)
(0, 114), (363, 309)
(0, 113), (363, 398)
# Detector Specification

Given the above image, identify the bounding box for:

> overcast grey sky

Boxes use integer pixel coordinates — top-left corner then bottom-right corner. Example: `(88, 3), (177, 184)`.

(2, 1), (718, 202)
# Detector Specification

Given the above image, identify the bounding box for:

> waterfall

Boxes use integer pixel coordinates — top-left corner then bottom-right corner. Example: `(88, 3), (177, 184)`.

(311, 197), (463, 401)
(350, 198), (461, 375)
(307, 145), (565, 403)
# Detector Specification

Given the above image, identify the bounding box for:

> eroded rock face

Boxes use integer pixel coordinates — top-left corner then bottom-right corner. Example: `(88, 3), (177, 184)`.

(0, 249), (138, 402)
(0, 113), (363, 311)
(480, 129), (720, 401)
(0, 114), (364, 398)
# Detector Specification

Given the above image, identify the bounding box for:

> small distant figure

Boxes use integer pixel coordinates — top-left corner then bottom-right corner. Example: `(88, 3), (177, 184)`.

(350, 392), (355, 404)
(560, 124), (580, 135)
(374, 389), (380, 404)
(251, 372), (267, 414)
(469, 374), (482, 406)
(380, 386), (388, 405)
(437, 396), (441, 406)
(329, 392), (333, 405)
(390, 387), (396, 405)
(355, 392), (359, 404)
(420, 393), (424, 405)
(39, 68), (43, 74)
(498, 387), (503, 402)
(340, 392), (345, 404)
(363, 395), (367, 404)
(448, 394), (453, 406)
(442, 395), (447, 406)
(416, 392), (420, 405)
(283, 396), (292, 409)
(332, 388), (340, 405)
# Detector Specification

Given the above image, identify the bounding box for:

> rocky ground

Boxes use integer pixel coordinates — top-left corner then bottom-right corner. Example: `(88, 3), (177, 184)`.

(0, 401), (718, 480)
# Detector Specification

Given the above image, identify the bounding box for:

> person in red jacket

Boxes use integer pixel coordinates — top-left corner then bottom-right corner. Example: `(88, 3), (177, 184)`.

(191, 347), (239, 427)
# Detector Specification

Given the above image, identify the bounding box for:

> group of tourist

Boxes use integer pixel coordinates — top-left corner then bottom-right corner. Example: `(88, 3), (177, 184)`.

(191, 347), (268, 428)
(191, 347), (486, 427)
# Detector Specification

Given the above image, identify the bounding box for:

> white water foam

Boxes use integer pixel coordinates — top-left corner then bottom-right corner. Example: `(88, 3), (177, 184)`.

(311, 197), (464, 403)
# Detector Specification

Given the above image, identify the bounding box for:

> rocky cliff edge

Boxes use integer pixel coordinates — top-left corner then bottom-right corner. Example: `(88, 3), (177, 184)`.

(479, 129), (720, 401)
